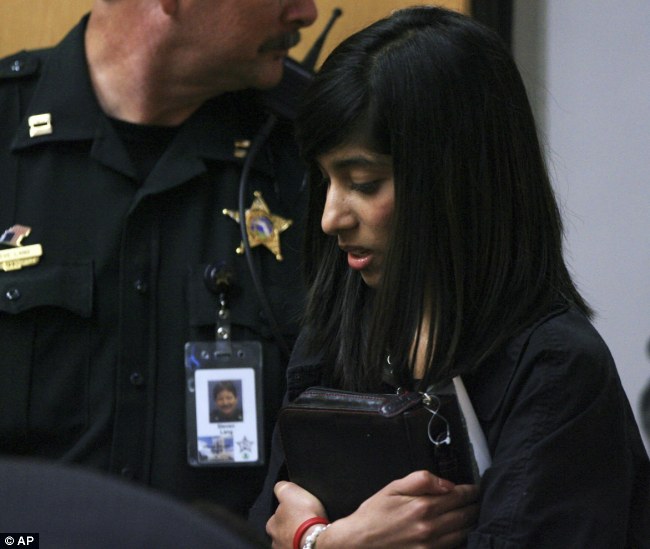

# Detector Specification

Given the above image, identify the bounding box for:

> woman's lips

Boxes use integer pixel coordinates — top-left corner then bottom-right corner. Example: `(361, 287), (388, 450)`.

(346, 249), (373, 271)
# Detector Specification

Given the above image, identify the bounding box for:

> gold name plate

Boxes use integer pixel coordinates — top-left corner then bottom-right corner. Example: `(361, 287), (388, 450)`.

(0, 244), (43, 271)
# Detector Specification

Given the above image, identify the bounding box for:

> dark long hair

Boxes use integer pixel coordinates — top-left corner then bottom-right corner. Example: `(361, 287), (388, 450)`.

(296, 7), (591, 391)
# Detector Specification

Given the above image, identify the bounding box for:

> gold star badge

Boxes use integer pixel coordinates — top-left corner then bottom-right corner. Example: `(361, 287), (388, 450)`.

(223, 191), (292, 261)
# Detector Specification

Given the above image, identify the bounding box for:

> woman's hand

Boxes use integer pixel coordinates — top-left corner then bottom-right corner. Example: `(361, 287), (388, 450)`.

(332, 470), (479, 548)
(267, 471), (479, 549)
(266, 480), (328, 549)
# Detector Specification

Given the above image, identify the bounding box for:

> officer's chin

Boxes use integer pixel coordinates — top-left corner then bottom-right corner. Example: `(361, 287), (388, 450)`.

(253, 56), (287, 90)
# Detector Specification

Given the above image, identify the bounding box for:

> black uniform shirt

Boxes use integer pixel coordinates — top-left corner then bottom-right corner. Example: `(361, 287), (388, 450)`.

(0, 15), (307, 515)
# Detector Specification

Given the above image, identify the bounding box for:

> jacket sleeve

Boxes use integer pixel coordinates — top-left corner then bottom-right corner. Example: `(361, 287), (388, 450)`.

(247, 420), (288, 536)
(247, 328), (325, 534)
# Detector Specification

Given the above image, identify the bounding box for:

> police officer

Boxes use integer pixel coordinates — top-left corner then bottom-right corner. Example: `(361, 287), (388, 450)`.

(0, 0), (317, 517)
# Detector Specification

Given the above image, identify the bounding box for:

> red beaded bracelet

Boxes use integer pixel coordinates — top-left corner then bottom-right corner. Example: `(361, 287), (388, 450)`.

(293, 517), (329, 549)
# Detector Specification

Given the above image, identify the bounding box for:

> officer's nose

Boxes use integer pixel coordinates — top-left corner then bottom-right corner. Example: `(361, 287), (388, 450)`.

(282, 0), (318, 29)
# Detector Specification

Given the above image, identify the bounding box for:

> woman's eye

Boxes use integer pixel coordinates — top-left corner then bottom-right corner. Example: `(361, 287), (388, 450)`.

(351, 180), (381, 194)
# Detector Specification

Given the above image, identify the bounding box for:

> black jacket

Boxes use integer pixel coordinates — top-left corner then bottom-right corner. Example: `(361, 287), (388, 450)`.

(251, 303), (650, 547)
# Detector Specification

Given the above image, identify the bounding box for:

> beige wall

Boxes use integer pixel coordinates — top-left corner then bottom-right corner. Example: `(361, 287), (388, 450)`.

(293, 1), (470, 66)
(0, 0), (93, 56)
(0, 1), (468, 59)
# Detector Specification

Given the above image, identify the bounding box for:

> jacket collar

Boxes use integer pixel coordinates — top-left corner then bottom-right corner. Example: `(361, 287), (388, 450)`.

(11, 15), (275, 180)
(11, 15), (101, 149)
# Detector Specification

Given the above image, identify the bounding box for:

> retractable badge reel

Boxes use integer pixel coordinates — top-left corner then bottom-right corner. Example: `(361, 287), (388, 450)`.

(184, 263), (264, 467)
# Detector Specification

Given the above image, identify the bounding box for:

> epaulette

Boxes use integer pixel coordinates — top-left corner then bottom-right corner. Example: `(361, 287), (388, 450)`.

(0, 51), (40, 80)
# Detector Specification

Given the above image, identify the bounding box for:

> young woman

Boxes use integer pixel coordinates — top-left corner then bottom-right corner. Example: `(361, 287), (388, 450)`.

(251, 7), (650, 548)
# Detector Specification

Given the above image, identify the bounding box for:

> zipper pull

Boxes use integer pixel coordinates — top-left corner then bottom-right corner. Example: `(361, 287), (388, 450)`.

(380, 391), (423, 417)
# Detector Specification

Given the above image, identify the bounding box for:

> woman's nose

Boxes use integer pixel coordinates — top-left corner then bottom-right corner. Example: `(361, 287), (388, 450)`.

(321, 185), (355, 235)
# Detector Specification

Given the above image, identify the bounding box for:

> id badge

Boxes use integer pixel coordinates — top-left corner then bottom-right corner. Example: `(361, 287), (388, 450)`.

(185, 340), (264, 467)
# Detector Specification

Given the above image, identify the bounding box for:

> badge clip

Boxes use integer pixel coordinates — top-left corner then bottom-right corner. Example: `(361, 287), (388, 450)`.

(203, 262), (235, 356)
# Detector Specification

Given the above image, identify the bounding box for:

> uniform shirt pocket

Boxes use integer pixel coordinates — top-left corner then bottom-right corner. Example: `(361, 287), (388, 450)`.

(0, 261), (93, 450)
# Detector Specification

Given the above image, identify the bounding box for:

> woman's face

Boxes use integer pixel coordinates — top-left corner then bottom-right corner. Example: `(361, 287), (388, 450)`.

(317, 144), (395, 289)
(215, 390), (238, 415)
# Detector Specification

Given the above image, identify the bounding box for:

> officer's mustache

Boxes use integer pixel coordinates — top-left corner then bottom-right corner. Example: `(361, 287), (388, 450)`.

(259, 31), (301, 53)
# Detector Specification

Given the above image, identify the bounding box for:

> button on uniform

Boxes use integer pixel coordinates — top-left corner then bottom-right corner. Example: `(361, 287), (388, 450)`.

(120, 466), (134, 479)
(129, 372), (144, 386)
(134, 279), (147, 294)
(0, 53), (39, 79)
(5, 288), (21, 301)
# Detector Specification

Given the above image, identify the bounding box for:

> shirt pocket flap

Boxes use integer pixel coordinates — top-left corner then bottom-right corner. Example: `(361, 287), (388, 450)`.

(0, 262), (93, 317)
